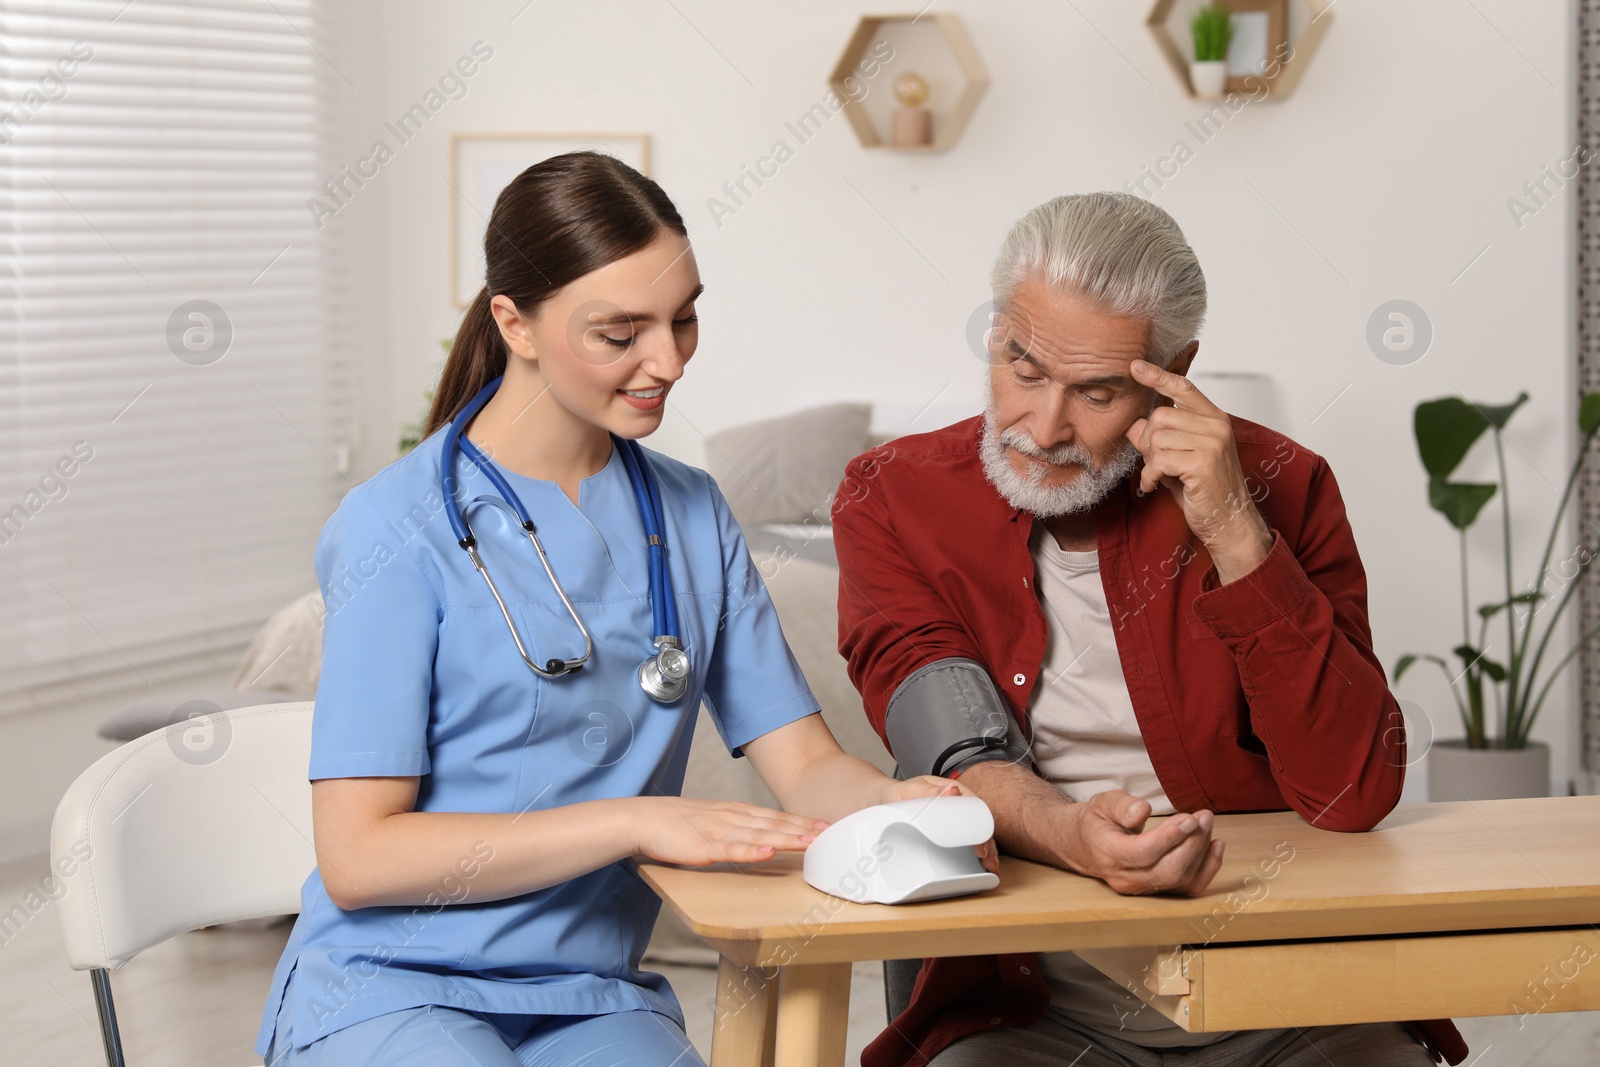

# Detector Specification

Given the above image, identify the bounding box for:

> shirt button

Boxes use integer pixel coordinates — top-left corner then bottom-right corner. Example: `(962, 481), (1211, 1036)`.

(990, 1016), (1004, 1025)
(1013, 672), (1026, 686)
(1019, 966), (1031, 975)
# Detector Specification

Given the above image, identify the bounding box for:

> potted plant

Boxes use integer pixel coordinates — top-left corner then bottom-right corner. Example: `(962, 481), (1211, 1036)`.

(1396, 391), (1600, 800)
(1189, 4), (1233, 100)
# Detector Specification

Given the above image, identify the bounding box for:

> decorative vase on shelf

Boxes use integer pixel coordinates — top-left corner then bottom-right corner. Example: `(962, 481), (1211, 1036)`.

(890, 72), (933, 147)
(1426, 740), (1551, 802)
(1189, 60), (1227, 99)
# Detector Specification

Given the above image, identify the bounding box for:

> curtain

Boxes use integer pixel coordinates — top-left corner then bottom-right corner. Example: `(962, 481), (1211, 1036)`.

(0, 0), (353, 716)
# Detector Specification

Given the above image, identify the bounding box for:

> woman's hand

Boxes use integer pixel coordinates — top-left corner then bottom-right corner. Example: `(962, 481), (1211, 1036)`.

(877, 777), (1001, 876)
(634, 796), (829, 866)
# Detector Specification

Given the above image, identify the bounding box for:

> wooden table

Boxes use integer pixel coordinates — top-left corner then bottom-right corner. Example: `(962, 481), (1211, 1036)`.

(637, 796), (1600, 1067)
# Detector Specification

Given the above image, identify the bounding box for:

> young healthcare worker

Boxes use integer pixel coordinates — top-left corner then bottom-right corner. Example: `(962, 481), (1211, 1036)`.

(254, 151), (989, 1066)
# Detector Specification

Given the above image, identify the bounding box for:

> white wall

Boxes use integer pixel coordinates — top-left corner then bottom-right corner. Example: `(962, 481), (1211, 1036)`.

(2, 0), (1579, 860)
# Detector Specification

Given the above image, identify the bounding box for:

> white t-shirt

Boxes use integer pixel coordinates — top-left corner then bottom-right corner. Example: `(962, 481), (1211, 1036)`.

(1026, 522), (1171, 812)
(1026, 521), (1233, 1048)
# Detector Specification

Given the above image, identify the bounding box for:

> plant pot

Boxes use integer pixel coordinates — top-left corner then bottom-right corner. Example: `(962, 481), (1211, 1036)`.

(1190, 60), (1228, 99)
(1426, 739), (1550, 801)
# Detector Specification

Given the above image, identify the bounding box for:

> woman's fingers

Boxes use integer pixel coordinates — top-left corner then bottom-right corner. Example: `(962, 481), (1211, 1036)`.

(729, 843), (778, 864)
(707, 801), (827, 838)
(736, 800), (829, 829)
(678, 826), (797, 866)
(709, 806), (823, 853)
(642, 797), (831, 867)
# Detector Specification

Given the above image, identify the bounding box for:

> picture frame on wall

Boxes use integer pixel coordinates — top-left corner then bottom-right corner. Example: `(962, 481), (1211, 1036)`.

(449, 132), (651, 307)
(1219, 0), (1288, 94)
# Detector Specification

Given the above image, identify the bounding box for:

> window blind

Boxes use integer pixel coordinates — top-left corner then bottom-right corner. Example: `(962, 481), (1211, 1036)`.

(0, 0), (351, 716)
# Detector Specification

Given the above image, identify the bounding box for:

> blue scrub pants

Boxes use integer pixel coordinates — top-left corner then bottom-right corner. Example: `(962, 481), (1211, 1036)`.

(264, 1004), (707, 1067)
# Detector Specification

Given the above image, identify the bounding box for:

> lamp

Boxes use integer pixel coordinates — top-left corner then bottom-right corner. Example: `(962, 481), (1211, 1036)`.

(1187, 371), (1292, 436)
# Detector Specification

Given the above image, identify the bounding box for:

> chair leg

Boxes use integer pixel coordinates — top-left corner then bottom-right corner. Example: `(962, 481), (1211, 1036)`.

(882, 957), (923, 1020)
(89, 968), (127, 1067)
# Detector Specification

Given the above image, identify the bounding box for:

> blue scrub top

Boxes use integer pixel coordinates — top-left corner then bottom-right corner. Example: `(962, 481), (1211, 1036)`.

(254, 427), (821, 1055)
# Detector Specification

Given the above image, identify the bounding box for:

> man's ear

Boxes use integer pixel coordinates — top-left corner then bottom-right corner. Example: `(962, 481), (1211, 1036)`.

(1165, 340), (1200, 377)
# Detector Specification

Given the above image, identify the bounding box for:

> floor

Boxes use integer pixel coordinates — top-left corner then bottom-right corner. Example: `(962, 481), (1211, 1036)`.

(3, 850), (1596, 1066)
(0, 852), (889, 1065)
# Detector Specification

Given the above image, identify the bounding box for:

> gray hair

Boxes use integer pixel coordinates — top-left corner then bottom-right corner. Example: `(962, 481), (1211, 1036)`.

(989, 192), (1207, 368)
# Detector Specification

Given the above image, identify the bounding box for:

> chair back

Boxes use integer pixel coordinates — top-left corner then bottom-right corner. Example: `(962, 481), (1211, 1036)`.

(52, 701), (316, 970)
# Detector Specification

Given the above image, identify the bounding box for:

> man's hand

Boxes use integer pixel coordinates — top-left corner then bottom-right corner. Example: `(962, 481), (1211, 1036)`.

(1125, 358), (1274, 585)
(1066, 789), (1225, 896)
(955, 762), (1219, 892)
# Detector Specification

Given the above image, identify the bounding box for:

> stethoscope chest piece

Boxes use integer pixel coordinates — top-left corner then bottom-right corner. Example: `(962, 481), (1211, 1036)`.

(638, 636), (690, 703)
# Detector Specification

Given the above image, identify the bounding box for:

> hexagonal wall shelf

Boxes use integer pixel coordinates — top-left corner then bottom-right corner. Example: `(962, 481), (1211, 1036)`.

(828, 13), (990, 152)
(1146, 0), (1333, 100)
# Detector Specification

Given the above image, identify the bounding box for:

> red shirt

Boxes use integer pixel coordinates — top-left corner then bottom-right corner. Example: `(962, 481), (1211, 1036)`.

(832, 414), (1467, 1067)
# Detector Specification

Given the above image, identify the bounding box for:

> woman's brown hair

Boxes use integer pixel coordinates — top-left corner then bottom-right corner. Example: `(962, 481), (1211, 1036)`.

(424, 151), (688, 436)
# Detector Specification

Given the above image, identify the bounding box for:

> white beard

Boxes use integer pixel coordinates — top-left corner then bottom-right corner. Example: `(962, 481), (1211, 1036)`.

(978, 386), (1144, 518)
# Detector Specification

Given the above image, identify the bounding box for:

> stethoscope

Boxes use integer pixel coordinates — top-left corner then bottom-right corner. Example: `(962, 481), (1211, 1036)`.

(441, 375), (691, 703)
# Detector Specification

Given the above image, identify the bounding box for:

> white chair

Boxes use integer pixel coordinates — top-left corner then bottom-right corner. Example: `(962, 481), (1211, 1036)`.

(51, 701), (316, 1067)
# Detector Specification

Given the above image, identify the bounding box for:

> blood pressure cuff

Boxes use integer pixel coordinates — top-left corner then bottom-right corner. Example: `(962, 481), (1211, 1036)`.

(884, 657), (1034, 779)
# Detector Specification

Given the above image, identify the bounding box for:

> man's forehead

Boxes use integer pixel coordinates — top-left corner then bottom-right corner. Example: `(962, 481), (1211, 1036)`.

(1002, 279), (1148, 371)
(1003, 334), (1140, 384)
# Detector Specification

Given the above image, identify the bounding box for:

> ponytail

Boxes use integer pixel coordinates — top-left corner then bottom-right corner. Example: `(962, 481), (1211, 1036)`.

(425, 287), (507, 437)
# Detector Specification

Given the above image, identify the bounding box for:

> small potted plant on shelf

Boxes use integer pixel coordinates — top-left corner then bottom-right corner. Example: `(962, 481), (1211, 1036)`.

(1189, 4), (1233, 100)
(1396, 390), (1600, 800)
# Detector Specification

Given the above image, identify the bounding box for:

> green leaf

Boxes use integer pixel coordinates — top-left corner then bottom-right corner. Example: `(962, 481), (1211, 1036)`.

(1474, 392), (1529, 431)
(1414, 398), (1488, 478)
(1581, 393), (1600, 436)
(1452, 644), (1506, 682)
(1394, 652), (1450, 684)
(1414, 394), (1527, 477)
(1477, 592), (1543, 620)
(1428, 477), (1497, 530)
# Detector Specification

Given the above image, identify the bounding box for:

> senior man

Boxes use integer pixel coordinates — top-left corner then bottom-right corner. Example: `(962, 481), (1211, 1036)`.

(832, 193), (1467, 1067)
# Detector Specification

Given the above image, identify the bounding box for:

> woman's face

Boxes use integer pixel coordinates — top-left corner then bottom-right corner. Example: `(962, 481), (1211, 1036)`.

(493, 231), (701, 439)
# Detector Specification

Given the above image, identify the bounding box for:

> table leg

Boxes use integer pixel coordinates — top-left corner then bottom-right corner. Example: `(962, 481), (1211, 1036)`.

(774, 961), (851, 1067)
(712, 955), (777, 1067)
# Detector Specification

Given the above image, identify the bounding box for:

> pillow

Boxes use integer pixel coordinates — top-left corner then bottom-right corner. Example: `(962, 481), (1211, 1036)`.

(99, 589), (325, 743)
(229, 589), (325, 693)
(704, 403), (872, 527)
(742, 523), (837, 568)
(97, 688), (313, 742)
